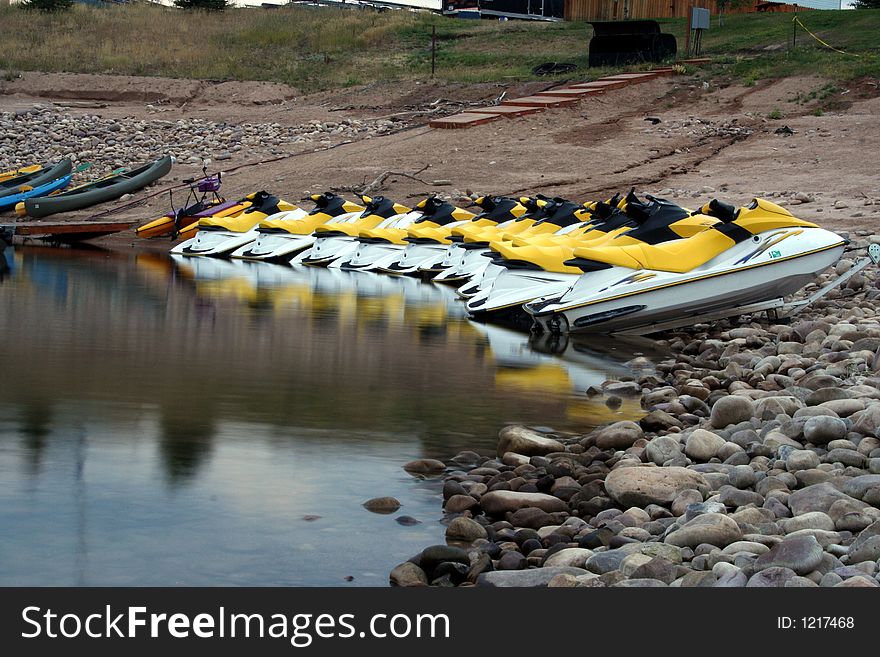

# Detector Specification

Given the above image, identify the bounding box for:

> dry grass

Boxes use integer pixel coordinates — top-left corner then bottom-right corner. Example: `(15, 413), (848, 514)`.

(0, 5), (877, 92)
(0, 4), (424, 91)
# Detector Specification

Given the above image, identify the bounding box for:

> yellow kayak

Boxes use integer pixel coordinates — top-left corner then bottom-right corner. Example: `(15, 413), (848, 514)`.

(0, 163), (41, 183)
(136, 197), (232, 239)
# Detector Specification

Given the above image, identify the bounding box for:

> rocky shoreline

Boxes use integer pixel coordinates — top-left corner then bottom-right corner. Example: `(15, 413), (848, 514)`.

(0, 104), (402, 178)
(392, 234), (880, 588)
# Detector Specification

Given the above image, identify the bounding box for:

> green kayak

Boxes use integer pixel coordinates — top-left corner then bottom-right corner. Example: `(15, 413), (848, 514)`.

(0, 159), (72, 200)
(19, 155), (173, 218)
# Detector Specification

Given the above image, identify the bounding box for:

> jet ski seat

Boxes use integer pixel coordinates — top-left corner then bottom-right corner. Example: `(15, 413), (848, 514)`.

(315, 195), (409, 237)
(259, 193), (363, 234)
(493, 197), (702, 273)
(199, 192), (296, 231)
(570, 198), (820, 274)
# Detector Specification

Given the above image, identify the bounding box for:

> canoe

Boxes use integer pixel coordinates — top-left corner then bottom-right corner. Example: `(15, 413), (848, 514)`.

(0, 163), (42, 183)
(17, 155), (173, 218)
(0, 174), (72, 211)
(0, 159), (72, 199)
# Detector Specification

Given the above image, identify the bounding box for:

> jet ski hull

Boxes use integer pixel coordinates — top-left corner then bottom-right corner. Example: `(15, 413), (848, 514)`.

(340, 242), (404, 272)
(528, 231), (846, 334)
(433, 245), (490, 285)
(378, 243), (449, 276)
(230, 232), (316, 261)
(231, 208), (361, 261)
(171, 227), (261, 257)
(170, 199), (301, 257)
(297, 236), (359, 267)
(467, 269), (578, 327)
(457, 262), (506, 299)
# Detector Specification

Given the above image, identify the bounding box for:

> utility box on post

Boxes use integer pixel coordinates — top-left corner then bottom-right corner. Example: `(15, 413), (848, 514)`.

(588, 20), (677, 68)
(688, 8), (710, 57)
(691, 8), (710, 30)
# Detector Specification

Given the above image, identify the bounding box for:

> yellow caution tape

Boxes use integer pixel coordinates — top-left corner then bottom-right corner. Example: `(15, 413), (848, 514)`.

(793, 17), (859, 58)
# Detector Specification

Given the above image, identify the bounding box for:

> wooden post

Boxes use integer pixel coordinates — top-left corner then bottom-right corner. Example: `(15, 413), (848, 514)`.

(431, 25), (436, 78)
(685, 4), (693, 58)
(793, 5), (798, 49)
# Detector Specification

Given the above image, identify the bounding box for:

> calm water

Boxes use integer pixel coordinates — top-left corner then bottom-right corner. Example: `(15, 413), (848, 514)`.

(0, 244), (654, 586)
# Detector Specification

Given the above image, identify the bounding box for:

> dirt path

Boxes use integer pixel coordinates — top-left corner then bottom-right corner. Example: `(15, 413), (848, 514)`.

(2, 71), (879, 243)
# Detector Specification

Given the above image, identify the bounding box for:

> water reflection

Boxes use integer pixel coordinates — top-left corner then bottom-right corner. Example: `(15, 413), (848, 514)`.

(0, 245), (656, 585)
(157, 402), (217, 486)
(17, 399), (52, 476)
(0, 248), (10, 281)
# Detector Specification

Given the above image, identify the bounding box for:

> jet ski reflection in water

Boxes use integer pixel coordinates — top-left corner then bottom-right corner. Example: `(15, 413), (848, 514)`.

(469, 321), (653, 425)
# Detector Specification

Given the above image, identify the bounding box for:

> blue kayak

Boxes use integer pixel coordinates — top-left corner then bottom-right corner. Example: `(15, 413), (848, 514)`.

(0, 175), (73, 211)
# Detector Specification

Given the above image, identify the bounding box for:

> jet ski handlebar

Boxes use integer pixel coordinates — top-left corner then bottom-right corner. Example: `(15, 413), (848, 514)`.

(592, 201), (615, 220)
(624, 202), (651, 223)
(702, 199), (739, 222)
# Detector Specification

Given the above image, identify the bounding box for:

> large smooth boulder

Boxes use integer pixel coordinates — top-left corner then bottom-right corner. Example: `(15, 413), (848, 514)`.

(685, 429), (727, 461)
(842, 475), (880, 501)
(755, 396), (803, 419)
(846, 536), (880, 564)
(389, 562), (428, 587)
(604, 466), (709, 508)
(786, 449), (820, 472)
(497, 425), (565, 457)
(594, 421), (645, 449)
(778, 512), (835, 534)
(418, 545), (470, 573)
(788, 483), (868, 516)
(476, 567), (589, 587)
(803, 416), (847, 445)
(753, 535), (823, 575)
(480, 490), (568, 515)
(403, 459), (446, 475)
(629, 556), (678, 584)
(806, 388), (851, 406)
(507, 507), (562, 530)
(747, 567), (799, 587)
(710, 396), (755, 428)
(446, 516), (488, 542)
(818, 399), (865, 417)
(665, 513), (742, 549)
(645, 435), (683, 465)
(834, 576), (880, 587)
(851, 405), (880, 437)
(586, 549), (627, 575)
(543, 548), (594, 569)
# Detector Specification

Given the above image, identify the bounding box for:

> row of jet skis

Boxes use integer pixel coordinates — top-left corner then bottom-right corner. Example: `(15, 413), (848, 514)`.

(135, 183), (854, 335)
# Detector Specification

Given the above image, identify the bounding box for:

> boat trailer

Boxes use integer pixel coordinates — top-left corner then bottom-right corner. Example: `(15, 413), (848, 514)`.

(614, 244), (880, 336)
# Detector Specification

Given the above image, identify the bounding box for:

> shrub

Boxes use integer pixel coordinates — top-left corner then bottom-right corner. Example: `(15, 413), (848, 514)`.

(174, 0), (230, 11)
(22, 0), (74, 12)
